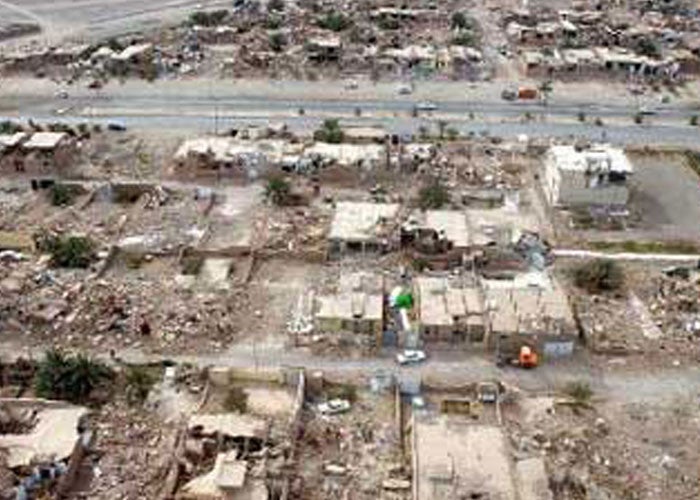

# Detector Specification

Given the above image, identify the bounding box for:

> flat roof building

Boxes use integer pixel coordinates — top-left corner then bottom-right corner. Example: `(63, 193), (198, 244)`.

(543, 144), (634, 207)
(414, 276), (485, 344)
(315, 271), (384, 342)
(484, 271), (577, 357)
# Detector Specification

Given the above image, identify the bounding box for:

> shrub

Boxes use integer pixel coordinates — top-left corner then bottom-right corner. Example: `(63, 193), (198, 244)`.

(264, 176), (291, 205)
(35, 349), (114, 404)
(446, 127), (459, 141)
(573, 259), (623, 293)
(267, 0), (285, 12)
(633, 112), (644, 124)
(564, 381), (593, 406)
(318, 12), (350, 32)
(313, 118), (343, 143)
(189, 9), (229, 26)
(223, 386), (248, 413)
(49, 184), (74, 206)
(418, 180), (450, 210)
(376, 16), (399, 30)
(265, 15), (283, 30)
(451, 12), (477, 30)
(269, 32), (287, 52)
(125, 366), (157, 405)
(35, 232), (96, 268)
(452, 32), (477, 47)
(690, 115), (698, 127)
(0, 120), (22, 134)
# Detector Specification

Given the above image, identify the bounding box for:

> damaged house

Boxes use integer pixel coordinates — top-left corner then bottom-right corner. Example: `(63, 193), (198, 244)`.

(174, 137), (299, 178)
(543, 144), (634, 207)
(328, 201), (400, 256)
(485, 272), (578, 357)
(315, 271), (385, 345)
(414, 275), (486, 345)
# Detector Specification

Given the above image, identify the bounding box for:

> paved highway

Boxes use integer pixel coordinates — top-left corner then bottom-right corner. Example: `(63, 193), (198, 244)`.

(2, 78), (699, 147)
(0, 0), (230, 43)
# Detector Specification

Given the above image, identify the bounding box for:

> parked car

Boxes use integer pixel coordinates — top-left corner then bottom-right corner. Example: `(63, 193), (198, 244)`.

(396, 349), (427, 365)
(107, 122), (127, 132)
(345, 79), (358, 90)
(397, 84), (412, 95)
(317, 399), (351, 415)
(501, 88), (517, 101)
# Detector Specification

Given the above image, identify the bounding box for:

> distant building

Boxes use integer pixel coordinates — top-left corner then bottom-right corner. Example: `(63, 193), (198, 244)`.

(543, 144), (633, 207)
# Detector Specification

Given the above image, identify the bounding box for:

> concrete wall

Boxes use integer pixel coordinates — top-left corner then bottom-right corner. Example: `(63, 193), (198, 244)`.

(544, 156), (629, 207)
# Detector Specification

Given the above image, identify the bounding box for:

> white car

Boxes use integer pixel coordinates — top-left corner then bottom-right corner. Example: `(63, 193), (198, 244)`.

(397, 84), (412, 95)
(396, 350), (427, 365)
(416, 101), (438, 111)
(345, 79), (359, 90)
(317, 399), (351, 415)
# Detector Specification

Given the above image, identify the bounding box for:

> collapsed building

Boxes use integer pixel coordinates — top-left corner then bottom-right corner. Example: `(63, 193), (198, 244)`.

(413, 275), (486, 345)
(542, 144), (634, 207)
(174, 137), (301, 178)
(328, 201), (400, 256)
(0, 131), (77, 173)
(484, 271), (578, 357)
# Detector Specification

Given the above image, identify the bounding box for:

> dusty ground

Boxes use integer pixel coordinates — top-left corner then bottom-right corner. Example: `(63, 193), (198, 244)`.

(296, 387), (408, 500)
(504, 390), (700, 500)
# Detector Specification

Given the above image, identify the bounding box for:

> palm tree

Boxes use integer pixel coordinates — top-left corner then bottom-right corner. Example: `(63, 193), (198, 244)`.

(538, 80), (553, 107)
(35, 349), (113, 403)
(437, 120), (448, 140)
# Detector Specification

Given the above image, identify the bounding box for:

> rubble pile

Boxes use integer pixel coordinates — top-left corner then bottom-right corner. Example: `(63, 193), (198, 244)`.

(84, 401), (172, 499)
(644, 272), (700, 343)
(255, 205), (330, 254)
(505, 395), (700, 500)
(297, 394), (407, 499)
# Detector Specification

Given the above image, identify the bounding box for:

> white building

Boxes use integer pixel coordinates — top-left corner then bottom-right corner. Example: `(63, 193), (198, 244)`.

(543, 144), (633, 207)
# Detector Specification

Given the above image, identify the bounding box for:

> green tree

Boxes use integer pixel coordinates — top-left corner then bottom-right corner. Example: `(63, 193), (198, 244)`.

(223, 386), (249, 413)
(446, 127), (459, 141)
(574, 259), (624, 293)
(35, 350), (114, 404)
(418, 180), (450, 209)
(49, 184), (74, 206)
(49, 235), (96, 268)
(318, 12), (350, 32)
(269, 32), (287, 52)
(267, 0), (285, 12)
(690, 115), (698, 126)
(265, 176), (291, 206)
(418, 125), (429, 139)
(125, 366), (156, 405)
(452, 32), (477, 47)
(437, 120), (448, 139)
(538, 80), (553, 106)
(314, 118), (344, 143)
(451, 12), (468, 29)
